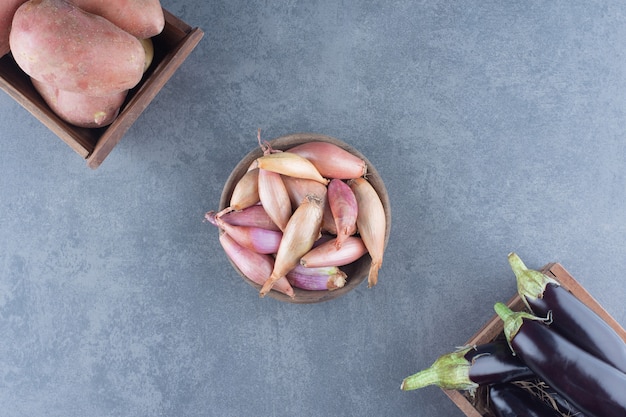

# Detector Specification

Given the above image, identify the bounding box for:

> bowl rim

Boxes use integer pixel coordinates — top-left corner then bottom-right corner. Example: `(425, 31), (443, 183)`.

(219, 132), (391, 304)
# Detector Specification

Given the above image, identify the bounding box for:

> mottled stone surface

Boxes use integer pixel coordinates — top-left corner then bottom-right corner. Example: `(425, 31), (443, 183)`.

(0, 1), (625, 416)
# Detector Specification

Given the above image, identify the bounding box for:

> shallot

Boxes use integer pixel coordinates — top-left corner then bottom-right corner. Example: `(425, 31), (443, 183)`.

(256, 152), (329, 185)
(206, 211), (282, 255)
(259, 194), (324, 297)
(287, 141), (367, 179)
(257, 168), (292, 232)
(281, 175), (328, 208)
(208, 135), (388, 299)
(218, 231), (294, 298)
(287, 265), (347, 291)
(348, 177), (386, 288)
(217, 168), (259, 217)
(300, 236), (368, 268)
(327, 179), (358, 249)
(281, 175), (335, 232)
(215, 205), (280, 231)
(321, 203), (337, 235)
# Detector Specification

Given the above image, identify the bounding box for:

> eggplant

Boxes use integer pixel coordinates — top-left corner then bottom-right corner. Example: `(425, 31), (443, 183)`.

(508, 253), (626, 373)
(489, 383), (562, 417)
(494, 302), (626, 417)
(400, 341), (534, 391)
(541, 385), (588, 417)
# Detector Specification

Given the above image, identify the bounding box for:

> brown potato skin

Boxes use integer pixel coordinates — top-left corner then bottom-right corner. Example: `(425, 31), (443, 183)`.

(10, 0), (145, 96)
(32, 77), (128, 128)
(68, 0), (165, 39)
(0, 0), (28, 56)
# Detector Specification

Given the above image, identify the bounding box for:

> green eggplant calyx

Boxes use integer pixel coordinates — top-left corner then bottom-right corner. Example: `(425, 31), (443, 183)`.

(507, 252), (559, 310)
(494, 302), (546, 350)
(400, 346), (477, 391)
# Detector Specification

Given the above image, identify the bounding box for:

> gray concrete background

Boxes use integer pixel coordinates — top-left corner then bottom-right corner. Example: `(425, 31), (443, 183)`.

(1, 1), (625, 416)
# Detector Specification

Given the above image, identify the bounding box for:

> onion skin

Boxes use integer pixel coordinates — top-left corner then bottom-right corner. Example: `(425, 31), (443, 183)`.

(259, 194), (324, 297)
(214, 205), (280, 232)
(328, 179), (358, 249)
(300, 236), (368, 268)
(286, 265), (347, 291)
(348, 177), (386, 288)
(206, 211), (282, 254)
(256, 152), (329, 185)
(218, 168), (260, 217)
(287, 141), (367, 180)
(281, 175), (335, 232)
(257, 169), (292, 232)
(321, 203), (337, 235)
(215, 216), (282, 255)
(281, 176), (328, 208)
(218, 232), (294, 298)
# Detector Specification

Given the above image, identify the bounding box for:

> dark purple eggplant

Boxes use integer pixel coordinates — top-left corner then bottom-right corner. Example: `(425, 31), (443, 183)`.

(465, 342), (535, 386)
(489, 383), (562, 417)
(400, 341), (533, 391)
(495, 302), (626, 417)
(541, 385), (587, 417)
(508, 253), (626, 373)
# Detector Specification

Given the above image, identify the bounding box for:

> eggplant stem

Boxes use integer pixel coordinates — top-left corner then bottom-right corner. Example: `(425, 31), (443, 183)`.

(401, 347), (476, 391)
(508, 252), (559, 311)
(494, 302), (550, 353)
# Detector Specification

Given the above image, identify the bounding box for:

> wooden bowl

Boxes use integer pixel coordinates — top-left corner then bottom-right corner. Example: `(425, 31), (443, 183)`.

(219, 133), (391, 304)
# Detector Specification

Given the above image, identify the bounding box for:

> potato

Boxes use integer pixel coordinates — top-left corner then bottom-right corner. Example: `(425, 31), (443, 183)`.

(68, 0), (164, 39)
(10, 0), (145, 97)
(0, 0), (28, 57)
(31, 77), (128, 128)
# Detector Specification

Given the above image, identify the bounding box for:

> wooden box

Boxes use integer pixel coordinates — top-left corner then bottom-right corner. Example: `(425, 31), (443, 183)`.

(0, 9), (203, 169)
(443, 262), (626, 417)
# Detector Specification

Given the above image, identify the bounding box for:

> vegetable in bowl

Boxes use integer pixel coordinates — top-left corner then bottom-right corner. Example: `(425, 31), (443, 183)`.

(206, 132), (391, 304)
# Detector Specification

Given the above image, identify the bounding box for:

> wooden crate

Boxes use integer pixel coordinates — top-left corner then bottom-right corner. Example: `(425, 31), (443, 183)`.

(443, 262), (626, 417)
(0, 9), (203, 169)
